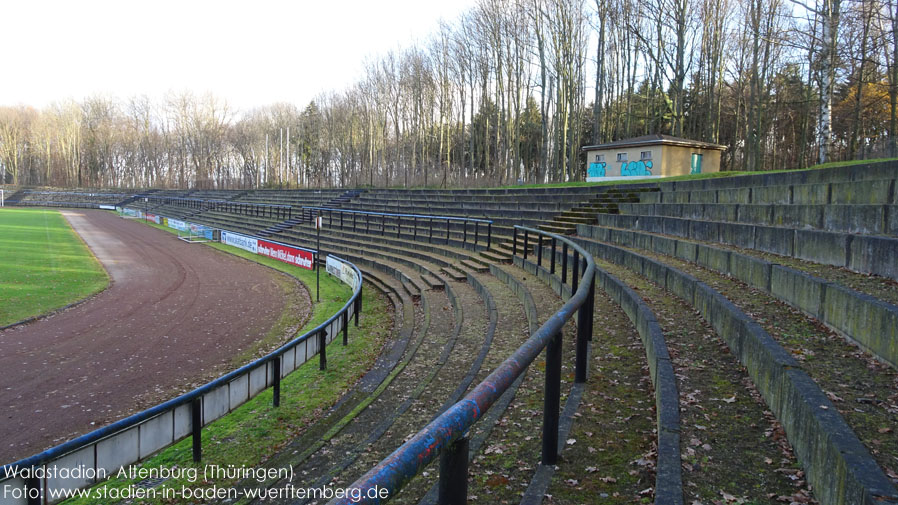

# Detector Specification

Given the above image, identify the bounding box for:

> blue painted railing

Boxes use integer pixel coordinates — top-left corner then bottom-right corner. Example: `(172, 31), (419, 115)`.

(329, 225), (594, 505)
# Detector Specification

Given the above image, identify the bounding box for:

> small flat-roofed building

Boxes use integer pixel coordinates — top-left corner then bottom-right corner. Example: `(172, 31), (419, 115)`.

(582, 134), (726, 181)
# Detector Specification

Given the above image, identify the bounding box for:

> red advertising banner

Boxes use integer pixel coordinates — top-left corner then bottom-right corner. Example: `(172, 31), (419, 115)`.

(257, 240), (314, 270)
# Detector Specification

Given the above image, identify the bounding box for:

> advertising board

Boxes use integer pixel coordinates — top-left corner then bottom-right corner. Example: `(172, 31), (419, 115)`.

(167, 218), (188, 232)
(221, 231), (258, 254)
(326, 255), (359, 289)
(258, 240), (314, 270)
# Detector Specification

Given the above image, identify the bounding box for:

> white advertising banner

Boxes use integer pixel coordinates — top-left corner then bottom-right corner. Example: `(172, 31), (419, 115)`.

(326, 255), (358, 290)
(167, 218), (188, 232)
(221, 231), (258, 254)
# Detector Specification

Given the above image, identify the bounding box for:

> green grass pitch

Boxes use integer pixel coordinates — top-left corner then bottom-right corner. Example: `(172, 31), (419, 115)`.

(0, 208), (109, 327)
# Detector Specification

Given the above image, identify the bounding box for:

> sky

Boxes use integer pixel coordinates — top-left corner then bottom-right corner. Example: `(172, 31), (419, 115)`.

(0, 0), (478, 113)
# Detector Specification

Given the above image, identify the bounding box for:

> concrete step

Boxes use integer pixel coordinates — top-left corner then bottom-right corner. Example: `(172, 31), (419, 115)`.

(420, 273), (445, 290)
(460, 259), (489, 273)
(554, 216), (596, 224)
(441, 265), (468, 282)
(538, 223), (576, 235)
(491, 244), (515, 257)
(561, 210), (596, 219)
(480, 249), (511, 263)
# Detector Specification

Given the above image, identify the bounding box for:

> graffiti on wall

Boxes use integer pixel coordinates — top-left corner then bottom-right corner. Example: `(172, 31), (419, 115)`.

(588, 162), (607, 177)
(621, 160), (653, 176)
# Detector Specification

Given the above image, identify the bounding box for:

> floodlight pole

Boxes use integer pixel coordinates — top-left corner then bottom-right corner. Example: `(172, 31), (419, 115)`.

(316, 211), (321, 302)
(144, 197), (148, 222)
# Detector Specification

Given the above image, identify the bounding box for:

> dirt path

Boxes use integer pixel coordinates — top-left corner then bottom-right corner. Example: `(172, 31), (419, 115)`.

(0, 210), (292, 464)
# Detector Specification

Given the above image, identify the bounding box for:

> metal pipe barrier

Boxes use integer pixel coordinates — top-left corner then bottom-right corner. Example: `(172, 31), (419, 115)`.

(301, 206), (493, 249)
(147, 196), (293, 220)
(330, 225), (594, 505)
(0, 228), (361, 505)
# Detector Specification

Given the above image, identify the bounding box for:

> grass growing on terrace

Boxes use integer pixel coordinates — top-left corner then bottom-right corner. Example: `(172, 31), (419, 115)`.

(0, 208), (108, 327)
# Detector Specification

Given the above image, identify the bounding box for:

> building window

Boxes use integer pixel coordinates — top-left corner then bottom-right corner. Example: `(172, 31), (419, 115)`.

(595, 154), (605, 163)
(640, 150), (652, 160)
(617, 153), (628, 162)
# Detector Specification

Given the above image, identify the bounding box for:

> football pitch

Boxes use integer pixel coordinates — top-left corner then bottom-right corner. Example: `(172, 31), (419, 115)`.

(0, 208), (108, 327)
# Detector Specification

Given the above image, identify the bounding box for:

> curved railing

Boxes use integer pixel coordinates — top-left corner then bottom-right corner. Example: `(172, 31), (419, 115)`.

(147, 196), (294, 220)
(0, 224), (362, 505)
(302, 206), (494, 248)
(329, 225), (594, 505)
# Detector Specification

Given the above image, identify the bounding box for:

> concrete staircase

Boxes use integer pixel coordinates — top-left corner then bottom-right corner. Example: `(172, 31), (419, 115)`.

(537, 187), (659, 235)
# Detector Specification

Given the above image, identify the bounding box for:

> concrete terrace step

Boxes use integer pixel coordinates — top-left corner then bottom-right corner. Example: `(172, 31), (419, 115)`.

(479, 249), (511, 263)
(440, 265), (468, 282)
(420, 273), (445, 290)
(460, 259), (489, 273)
(554, 215), (596, 225)
(538, 223), (576, 235)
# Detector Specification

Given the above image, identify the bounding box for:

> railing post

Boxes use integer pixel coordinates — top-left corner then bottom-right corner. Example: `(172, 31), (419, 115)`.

(367, 214), (370, 234)
(340, 212), (344, 228)
(397, 216), (402, 237)
(319, 329), (328, 370)
(550, 238), (557, 274)
(588, 272), (595, 342)
(513, 228), (518, 257)
(537, 236), (543, 267)
(446, 219), (450, 245)
(474, 222), (479, 245)
(542, 331), (562, 465)
(191, 397), (202, 462)
(25, 476), (40, 505)
(561, 243), (568, 284)
(572, 253), (580, 293)
(430, 218), (434, 241)
(439, 436), (470, 505)
(273, 357), (281, 407)
(463, 221), (467, 245)
(488, 222), (492, 249)
(575, 278), (589, 383)
(413, 217), (417, 240)
(343, 311), (349, 346)
(523, 230), (529, 259)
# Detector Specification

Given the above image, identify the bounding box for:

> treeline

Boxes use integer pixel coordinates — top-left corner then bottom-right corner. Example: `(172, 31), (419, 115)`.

(1, 0), (896, 189)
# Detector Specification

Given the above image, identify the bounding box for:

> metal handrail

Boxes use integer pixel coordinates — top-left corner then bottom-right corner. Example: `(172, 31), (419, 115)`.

(302, 206), (494, 248)
(331, 225), (595, 505)
(301, 206), (493, 224)
(1, 222), (363, 502)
